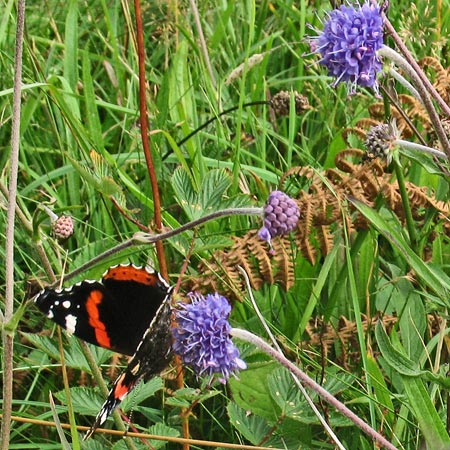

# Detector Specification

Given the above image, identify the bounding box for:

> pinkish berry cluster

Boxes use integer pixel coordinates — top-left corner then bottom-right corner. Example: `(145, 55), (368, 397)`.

(258, 191), (299, 244)
(52, 215), (74, 240)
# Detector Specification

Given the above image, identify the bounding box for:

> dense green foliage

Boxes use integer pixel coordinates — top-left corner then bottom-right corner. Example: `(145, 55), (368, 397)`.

(1, 0), (450, 449)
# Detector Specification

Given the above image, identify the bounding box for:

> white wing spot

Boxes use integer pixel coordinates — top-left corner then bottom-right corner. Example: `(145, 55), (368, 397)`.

(47, 310), (54, 319)
(62, 301), (71, 309)
(65, 314), (77, 334)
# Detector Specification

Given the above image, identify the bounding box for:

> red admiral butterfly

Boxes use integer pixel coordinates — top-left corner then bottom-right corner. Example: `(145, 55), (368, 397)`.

(34, 264), (173, 439)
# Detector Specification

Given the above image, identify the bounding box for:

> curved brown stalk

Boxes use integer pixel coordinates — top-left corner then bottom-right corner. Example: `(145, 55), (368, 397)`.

(133, 0), (168, 279)
(133, 1), (187, 447)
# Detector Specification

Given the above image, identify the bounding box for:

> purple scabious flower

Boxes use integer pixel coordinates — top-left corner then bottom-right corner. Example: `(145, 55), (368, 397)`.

(258, 191), (300, 245)
(172, 293), (246, 383)
(313, 1), (384, 94)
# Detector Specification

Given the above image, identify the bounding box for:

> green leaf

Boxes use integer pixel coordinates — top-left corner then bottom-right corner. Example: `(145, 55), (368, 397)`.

(143, 423), (180, 449)
(171, 167), (199, 219)
(54, 377), (164, 418)
(22, 332), (113, 371)
(267, 367), (309, 420)
(366, 354), (395, 428)
(228, 361), (279, 421)
(49, 392), (73, 450)
(228, 402), (310, 449)
(375, 322), (450, 388)
(199, 169), (231, 212)
(349, 200), (450, 303)
(401, 376), (450, 450)
(82, 50), (104, 153)
(227, 402), (280, 447)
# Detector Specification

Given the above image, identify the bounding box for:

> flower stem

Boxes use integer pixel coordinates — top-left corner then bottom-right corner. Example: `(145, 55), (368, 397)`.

(237, 267), (346, 450)
(388, 67), (421, 101)
(378, 45), (450, 158)
(1, 1), (25, 448)
(395, 139), (448, 160)
(383, 16), (450, 118)
(393, 157), (418, 250)
(230, 328), (398, 450)
(57, 207), (263, 285)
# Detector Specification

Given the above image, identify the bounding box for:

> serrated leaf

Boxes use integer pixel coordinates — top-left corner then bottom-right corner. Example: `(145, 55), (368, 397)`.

(146, 423), (180, 449)
(200, 169), (231, 211)
(54, 377), (164, 418)
(228, 361), (279, 421)
(268, 367), (354, 426)
(54, 386), (101, 416)
(171, 167), (199, 219)
(227, 402), (274, 445)
(120, 377), (164, 412)
(22, 332), (112, 371)
(267, 367), (308, 419)
(228, 402), (304, 449)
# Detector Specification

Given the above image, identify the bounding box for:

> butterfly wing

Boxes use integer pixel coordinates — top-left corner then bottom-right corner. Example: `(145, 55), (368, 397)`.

(34, 265), (170, 356)
(84, 288), (173, 439)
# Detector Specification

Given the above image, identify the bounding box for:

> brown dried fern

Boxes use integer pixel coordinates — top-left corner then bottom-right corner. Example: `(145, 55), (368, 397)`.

(188, 149), (448, 300)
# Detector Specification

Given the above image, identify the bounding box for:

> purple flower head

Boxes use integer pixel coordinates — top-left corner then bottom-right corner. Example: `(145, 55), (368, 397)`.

(313, 1), (384, 94)
(172, 293), (246, 383)
(258, 191), (300, 245)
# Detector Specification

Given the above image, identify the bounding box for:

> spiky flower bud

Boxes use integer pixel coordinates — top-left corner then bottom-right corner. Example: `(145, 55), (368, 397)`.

(270, 91), (310, 116)
(258, 191), (299, 244)
(364, 122), (397, 162)
(52, 215), (74, 240)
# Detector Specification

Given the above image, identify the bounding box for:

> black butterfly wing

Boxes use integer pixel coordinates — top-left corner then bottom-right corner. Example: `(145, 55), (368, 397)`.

(84, 288), (173, 439)
(34, 265), (170, 356)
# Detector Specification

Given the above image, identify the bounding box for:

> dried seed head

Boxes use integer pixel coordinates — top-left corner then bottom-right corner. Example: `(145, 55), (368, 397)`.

(270, 91), (310, 116)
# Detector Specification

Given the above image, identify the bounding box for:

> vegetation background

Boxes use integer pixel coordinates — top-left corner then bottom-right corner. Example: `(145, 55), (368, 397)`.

(1, 0), (450, 449)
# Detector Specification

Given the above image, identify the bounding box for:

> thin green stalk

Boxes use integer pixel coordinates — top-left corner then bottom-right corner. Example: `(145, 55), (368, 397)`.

(393, 158), (418, 251)
(1, 1), (25, 448)
(342, 216), (377, 435)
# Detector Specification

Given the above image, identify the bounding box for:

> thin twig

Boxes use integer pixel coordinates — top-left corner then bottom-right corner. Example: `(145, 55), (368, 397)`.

(1, 1), (26, 448)
(0, 415), (278, 450)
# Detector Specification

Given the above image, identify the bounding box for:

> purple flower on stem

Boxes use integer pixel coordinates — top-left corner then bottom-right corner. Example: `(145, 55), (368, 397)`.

(172, 293), (246, 382)
(258, 191), (300, 246)
(312, 1), (384, 94)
